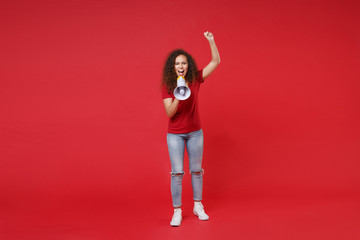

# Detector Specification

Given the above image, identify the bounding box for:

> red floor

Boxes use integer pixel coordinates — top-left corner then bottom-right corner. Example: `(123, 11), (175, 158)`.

(1, 190), (359, 240)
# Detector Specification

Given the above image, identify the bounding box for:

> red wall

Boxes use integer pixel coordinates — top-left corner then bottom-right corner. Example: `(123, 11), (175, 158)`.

(1, 0), (359, 202)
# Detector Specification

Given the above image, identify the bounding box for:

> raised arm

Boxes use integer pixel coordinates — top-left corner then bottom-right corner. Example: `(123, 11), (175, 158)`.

(202, 31), (220, 80)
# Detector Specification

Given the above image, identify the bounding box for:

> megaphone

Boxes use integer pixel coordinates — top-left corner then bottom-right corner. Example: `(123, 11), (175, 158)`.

(174, 76), (191, 100)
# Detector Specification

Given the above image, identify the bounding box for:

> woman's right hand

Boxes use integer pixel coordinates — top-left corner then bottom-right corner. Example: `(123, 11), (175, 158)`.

(163, 98), (180, 118)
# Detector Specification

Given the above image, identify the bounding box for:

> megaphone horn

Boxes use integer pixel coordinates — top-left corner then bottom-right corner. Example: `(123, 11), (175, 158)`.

(174, 76), (191, 100)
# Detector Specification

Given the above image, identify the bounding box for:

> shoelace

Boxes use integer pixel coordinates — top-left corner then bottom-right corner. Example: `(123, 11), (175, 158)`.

(173, 209), (181, 218)
(195, 203), (205, 214)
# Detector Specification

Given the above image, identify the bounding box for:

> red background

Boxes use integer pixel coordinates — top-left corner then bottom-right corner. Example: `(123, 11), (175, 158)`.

(1, 0), (359, 239)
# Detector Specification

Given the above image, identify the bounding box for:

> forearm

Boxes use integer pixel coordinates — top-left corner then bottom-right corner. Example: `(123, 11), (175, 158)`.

(203, 33), (221, 79)
(164, 98), (180, 118)
(208, 39), (220, 64)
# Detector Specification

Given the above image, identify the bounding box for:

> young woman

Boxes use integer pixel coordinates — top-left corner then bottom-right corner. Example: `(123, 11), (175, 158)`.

(161, 31), (220, 227)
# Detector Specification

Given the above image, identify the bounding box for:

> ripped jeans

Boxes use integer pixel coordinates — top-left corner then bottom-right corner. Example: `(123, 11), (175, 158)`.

(167, 129), (204, 208)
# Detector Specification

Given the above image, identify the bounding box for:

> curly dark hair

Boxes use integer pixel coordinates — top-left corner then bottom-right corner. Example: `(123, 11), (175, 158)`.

(161, 49), (199, 93)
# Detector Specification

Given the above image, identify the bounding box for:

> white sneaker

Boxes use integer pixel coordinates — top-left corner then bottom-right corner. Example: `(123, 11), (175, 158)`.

(193, 202), (209, 220)
(170, 208), (182, 226)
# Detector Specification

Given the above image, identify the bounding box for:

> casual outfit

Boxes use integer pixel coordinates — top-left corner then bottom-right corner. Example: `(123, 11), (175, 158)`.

(162, 70), (204, 134)
(167, 129), (204, 207)
(162, 70), (209, 225)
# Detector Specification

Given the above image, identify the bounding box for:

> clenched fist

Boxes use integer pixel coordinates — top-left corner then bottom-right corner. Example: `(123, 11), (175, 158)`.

(204, 31), (214, 41)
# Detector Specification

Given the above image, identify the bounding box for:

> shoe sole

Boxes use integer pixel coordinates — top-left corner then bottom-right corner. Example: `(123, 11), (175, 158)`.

(170, 218), (182, 227)
(193, 210), (209, 221)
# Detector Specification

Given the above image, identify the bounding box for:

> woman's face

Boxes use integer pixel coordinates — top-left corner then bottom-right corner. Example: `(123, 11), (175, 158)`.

(174, 54), (188, 77)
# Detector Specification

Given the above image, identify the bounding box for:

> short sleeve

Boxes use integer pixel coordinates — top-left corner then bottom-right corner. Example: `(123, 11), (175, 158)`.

(162, 84), (173, 99)
(198, 69), (204, 83)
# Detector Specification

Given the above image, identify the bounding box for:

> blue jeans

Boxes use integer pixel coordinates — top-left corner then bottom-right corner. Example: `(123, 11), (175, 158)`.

(167, 129), (204, 207)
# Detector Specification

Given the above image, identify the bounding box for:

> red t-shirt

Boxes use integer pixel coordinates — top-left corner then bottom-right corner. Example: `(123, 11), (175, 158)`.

(162, 70), (204, 134)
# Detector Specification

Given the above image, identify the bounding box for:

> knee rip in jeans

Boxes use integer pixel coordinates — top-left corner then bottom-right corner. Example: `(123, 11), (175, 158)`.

(190, 169), (204, 175)
(170, 171), (184, 176)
